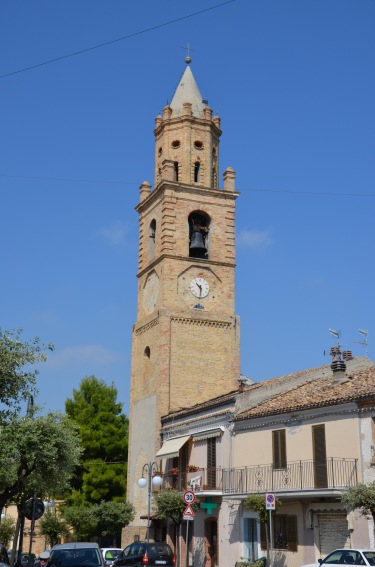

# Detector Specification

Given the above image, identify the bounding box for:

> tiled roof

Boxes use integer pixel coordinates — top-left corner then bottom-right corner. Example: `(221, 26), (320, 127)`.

(161, 389), (238, 422)
(235, 364), (375, 421)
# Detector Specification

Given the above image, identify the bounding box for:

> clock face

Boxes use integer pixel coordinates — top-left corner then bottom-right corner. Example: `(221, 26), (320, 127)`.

(190, 277), (209, 299)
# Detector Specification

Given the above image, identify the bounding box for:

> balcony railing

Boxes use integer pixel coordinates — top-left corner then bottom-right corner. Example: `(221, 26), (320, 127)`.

(222, 458), (358, 494)
(160, 467), (222, 492)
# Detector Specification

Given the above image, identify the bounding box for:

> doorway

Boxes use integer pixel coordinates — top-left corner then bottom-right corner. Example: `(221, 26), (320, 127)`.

(205, 519), (218, 567)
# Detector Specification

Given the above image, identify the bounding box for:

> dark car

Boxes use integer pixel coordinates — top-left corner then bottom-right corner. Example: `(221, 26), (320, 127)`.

(0, 545), (9, 567)
(113, 542), (175, 567)
(50, 543), (105, 567)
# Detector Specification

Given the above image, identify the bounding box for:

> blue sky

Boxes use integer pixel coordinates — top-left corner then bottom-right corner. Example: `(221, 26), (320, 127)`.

(1, 0), (374, 416)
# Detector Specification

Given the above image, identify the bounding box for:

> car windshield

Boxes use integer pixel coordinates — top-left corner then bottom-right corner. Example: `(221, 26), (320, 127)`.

(363, 553), (375, 566)
(50, 550), (102, 567)
(148, 544), (172, 557)
(323, 551), (366, 566)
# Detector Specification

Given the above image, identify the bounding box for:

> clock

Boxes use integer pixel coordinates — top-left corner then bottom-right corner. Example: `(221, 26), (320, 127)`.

(190, 277), (209, 298)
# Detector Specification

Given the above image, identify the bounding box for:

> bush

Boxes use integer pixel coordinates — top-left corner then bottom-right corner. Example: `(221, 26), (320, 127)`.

(236, 559), (266, 567)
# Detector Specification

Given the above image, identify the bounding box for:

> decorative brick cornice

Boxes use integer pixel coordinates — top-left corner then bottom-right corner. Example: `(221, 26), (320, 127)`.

(171, 317), (231, 329)
(134, 317), (159, 335)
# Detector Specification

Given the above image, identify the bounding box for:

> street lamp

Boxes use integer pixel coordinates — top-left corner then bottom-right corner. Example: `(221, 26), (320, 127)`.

(137, 463), (163, 543)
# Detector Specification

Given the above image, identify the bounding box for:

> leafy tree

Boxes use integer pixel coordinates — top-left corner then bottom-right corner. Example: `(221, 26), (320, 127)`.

(0, 516), (16, 548)
(93, 500), (135, 546)
(0, 328), (53, 422)
(65, 376), (128, 503)
(154, 490), (198, 566)
(38, 510), (69, 547)
(342, 482), (375, 536)
(244, 494), (281, 563)
(0, 412), (82, 511)
(60, 504), (97, 541)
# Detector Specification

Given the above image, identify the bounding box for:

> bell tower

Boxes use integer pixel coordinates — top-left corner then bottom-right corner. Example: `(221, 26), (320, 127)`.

(126, 61), (240, 540)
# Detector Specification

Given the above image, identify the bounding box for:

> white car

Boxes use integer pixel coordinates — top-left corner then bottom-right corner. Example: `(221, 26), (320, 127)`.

(302, 549), (375, 567)
(100, 549), (123, 567)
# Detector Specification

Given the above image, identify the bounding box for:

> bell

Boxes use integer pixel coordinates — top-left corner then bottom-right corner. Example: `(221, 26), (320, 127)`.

(189, 230), (207, 254)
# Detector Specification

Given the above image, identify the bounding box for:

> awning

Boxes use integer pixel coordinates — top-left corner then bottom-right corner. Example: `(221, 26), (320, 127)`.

(155, 435), (191, 459)
(192, 427), (224, 441)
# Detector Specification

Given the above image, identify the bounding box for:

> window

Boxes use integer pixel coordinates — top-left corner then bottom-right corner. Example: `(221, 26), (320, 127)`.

(149, 220), (156, 260)
(174, 161), (179, 181)
(207, 437), (216, 488)
(243, 518), (258, 561)
(260, 515), (297, 552)
(312, 424), (328, 488)
(194, 161), (201, 182)
(188, 211), (210, 259)
(272, 429), (286, 469)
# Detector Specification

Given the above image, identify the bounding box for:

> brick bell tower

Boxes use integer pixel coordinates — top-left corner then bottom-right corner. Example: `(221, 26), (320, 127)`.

(125, 60), (240, 541)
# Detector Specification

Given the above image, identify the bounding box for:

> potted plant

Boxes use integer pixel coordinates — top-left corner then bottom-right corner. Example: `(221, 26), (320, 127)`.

(168, 467), (179, 476)
(186, 465), (200, 472)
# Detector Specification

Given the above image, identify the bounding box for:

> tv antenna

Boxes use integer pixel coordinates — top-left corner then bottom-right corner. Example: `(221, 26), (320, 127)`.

(355, 329), (368, 357)
(329, 328), (341, 347)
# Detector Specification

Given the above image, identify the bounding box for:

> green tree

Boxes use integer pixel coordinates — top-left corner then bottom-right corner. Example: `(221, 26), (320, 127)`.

(244, 494), (281, 563)
(0, 412), (82, 511)
(38, 510), (69, 547)
(65, 376), (128, 503)
(342, 482), (375, 536)
(0, 328), (53, 422)
(0, 516), (16, 548)
(94, 500), (135, 546)
(154, 490), (198, 566)
(60, 504), (97, 541)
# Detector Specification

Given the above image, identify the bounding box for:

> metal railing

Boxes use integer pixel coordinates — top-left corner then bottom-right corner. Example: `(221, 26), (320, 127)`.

(160, 467), (222, 492)
(222, 458), (358, 494)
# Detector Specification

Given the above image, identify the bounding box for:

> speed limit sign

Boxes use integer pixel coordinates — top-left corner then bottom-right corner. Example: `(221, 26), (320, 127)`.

(183, 490), (196, 505)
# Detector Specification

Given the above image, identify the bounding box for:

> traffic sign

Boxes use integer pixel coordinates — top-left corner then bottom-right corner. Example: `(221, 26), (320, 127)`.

(183, 504), (195, 520)
(266, 493), (275, 510)
(183, 490), (196, 505)
(24, 498), (45, 521)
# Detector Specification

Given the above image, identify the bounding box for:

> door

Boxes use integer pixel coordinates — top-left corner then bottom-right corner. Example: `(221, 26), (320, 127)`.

(205, 519), (218, 567)
(318, 514), (350, 555)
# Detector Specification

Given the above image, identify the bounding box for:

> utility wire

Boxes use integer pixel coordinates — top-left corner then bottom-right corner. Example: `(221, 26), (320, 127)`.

(0, 173), (374, 197)
(0, 0), (236, 79)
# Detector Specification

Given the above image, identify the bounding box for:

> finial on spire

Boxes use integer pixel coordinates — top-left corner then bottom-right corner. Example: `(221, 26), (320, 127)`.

(182, 43), (194, 65)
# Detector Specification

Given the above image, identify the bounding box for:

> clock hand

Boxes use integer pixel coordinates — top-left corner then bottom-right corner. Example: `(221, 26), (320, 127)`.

(197, 283), (202, 298)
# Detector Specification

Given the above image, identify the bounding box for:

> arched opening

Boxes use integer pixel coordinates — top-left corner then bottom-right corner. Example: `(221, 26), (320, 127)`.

(174, 162), (179, 181)
(144, 346), (151, 359)
(194, 161), (201, 183)
(188, 211), (210, 259)
(149, 220), (156, 260)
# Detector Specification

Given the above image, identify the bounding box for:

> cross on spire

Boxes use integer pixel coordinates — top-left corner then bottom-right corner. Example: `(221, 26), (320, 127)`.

(181, 43), (194, 64)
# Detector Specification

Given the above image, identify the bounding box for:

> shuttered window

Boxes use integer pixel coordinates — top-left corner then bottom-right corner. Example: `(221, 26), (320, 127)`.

(207, 437), (216, 488)
(272, 429), (287, 469)
(260, 515), (297, 552)
(312, 424), (328, 488)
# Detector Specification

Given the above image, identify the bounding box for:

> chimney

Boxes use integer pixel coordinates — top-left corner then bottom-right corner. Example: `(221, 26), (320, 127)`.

(342, 350), (353, 361)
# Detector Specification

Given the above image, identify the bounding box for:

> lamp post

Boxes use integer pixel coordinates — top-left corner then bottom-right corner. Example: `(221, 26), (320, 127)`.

(137, 463), (163, 543)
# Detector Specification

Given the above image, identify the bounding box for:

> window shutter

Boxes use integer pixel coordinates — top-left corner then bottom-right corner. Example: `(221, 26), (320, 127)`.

(287, 516), (298, 552)
(273, 429), (286, 469)
(260, 522), (268, 550)
(312, 425), (328, 488)
(207, 437), (216, 488)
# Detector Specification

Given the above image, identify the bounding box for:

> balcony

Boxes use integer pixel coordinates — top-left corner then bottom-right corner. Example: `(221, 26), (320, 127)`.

(161, 467), (222, 492)
(222, 458), (358, 495)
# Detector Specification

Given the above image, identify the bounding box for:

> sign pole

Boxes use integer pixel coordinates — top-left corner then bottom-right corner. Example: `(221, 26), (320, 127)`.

(269, 509), (273, 567)
(185, 517), (190, 567)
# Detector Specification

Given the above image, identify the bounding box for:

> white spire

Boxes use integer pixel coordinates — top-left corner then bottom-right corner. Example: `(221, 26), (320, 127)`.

(170, 66), (206, 118)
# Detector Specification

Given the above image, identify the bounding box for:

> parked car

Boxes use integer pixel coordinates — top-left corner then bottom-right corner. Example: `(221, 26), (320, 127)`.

(113, 542), (175, 566)
(100, 549), (122, 567)
(50, 543), (105, 567)
(0, 545), (9, 567)
(301, 549), (375, 567)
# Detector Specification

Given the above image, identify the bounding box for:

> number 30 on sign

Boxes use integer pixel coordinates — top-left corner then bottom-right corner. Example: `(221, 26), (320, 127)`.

(183, 491), (196, 505)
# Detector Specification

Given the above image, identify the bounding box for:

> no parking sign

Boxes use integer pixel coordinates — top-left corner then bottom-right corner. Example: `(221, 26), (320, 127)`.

(266, 493), (276, 510)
